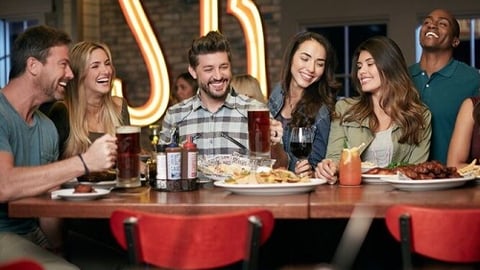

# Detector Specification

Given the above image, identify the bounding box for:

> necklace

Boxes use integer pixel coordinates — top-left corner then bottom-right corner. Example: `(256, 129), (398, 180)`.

(288, 94), (299, 111)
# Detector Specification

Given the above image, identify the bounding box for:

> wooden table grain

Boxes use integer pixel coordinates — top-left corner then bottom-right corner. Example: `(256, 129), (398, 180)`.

(9, 181), (480, 219)
(8, 184), (310, 219)
(310, 181), (480, 218)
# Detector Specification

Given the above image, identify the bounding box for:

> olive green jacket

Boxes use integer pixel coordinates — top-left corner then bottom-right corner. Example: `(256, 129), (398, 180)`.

(325, 98), (432, 164)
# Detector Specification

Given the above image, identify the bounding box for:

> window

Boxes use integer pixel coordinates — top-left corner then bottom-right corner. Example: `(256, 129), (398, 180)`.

(308, 24), (387, 97)
(0, 19), (38, 88)
(415, 18), (480, 69)
(0, 20), (9, 88)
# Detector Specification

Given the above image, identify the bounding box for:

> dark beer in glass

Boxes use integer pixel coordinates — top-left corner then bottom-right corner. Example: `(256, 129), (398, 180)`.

(116, 126), (141, 187)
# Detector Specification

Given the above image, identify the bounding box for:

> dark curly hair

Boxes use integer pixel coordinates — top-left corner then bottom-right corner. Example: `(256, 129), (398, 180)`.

(188, 31), (231, 69)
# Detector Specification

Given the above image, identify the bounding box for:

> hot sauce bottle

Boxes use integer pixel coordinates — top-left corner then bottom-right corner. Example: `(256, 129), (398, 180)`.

(181, 135), (198, 180)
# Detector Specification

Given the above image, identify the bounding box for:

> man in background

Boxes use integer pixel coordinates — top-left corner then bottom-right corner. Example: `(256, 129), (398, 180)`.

(409, 8), (480, 164)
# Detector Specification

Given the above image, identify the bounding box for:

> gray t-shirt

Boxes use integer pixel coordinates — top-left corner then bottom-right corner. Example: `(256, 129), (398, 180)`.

(362, 127), (393, 168)
(0, 91), (59, 234)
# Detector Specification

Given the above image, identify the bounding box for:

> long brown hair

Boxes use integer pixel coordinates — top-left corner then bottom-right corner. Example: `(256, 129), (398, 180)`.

(345, 36), (427, 144)
(280, 31), (341, 127)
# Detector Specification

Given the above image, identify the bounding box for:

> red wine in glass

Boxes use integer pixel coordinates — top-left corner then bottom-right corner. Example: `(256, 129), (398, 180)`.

(290, 142), (312, 159)
(289, 127), (314, 159)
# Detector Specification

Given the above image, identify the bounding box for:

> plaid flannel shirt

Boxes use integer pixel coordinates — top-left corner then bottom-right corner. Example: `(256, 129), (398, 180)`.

(160, 89), (266, 156)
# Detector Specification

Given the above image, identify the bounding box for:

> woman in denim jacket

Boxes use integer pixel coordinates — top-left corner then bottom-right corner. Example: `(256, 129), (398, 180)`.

(268, 32), (340, 174)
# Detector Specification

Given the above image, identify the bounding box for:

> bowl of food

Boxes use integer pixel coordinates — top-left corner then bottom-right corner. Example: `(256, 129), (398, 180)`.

(198, 153), (276, 181)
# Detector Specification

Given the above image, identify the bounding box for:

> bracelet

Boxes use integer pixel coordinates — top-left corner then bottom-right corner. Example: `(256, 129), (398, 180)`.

(77, 154), (90, 175)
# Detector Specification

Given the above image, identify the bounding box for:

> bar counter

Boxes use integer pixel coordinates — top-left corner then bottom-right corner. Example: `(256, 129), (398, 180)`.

(9, 180), (480, 219)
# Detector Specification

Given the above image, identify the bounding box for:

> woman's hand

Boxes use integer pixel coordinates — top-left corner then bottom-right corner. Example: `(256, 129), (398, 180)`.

(315, 159), (338, 183)
(270, 119), (283, 144)
(295, 159), (313, 178)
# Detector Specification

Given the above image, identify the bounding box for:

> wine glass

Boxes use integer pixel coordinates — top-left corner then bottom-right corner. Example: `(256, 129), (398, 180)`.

(289, 127), (314, 159)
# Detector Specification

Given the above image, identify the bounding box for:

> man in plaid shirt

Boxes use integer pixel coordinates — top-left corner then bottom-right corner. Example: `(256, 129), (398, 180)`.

(160, 31), (287, 168)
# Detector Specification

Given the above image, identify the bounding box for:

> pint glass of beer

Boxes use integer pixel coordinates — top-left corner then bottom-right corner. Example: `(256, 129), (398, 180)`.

(116, 126), (141, 188)
(247, 108), (271, 158)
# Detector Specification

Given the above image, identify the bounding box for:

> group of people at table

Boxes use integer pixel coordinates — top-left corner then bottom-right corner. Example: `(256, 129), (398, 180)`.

(0, 7), (479, 270)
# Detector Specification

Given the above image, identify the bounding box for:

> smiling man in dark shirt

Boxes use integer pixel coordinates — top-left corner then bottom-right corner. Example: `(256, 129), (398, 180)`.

(409, 8), (480, 164)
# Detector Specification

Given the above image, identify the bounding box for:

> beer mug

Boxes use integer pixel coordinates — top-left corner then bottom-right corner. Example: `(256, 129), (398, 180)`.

(116, 126), (141, 188)
(247, 108), (271, 158)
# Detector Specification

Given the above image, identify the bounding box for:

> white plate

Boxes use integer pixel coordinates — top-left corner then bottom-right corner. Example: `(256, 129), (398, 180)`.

(53, 188), (111, 201)
(361, 174), (393, 184)
(475, 176), (480, 184)
(214, 178), (326, 195)
(380, 175), (475, 191)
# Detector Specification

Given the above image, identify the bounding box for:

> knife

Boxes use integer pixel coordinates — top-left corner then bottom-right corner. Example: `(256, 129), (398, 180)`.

(220, 132), (249, 155)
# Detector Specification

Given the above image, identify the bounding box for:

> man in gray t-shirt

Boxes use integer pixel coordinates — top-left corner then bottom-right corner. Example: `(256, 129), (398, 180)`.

(0, 25), (117, 269)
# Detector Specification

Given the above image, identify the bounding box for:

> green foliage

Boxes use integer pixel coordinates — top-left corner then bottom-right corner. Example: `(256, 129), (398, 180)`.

(385, 161), (409, 169)
(343, 138), (349, 149)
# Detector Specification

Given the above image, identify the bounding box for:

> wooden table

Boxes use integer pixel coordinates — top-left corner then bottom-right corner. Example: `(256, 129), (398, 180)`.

(310, 181), (480, 218)
(8, 183), (310, 219)
(9, 181), (480, 219)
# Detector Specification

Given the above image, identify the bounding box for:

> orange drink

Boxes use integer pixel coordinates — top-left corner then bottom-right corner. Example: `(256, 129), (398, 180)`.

(339, 147), (362, 186)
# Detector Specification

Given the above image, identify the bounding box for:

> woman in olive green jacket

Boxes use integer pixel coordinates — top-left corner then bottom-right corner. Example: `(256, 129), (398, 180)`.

(315, 36), (431, 181)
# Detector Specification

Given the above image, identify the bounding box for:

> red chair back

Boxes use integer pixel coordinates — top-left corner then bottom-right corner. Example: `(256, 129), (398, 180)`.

(385, 205), (480, 264)
(110, 208), (274, 269)
(0, 259), (44, 270)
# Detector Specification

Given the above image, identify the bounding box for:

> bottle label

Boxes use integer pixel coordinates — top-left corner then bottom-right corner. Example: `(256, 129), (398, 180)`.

(156, 153), (167, 180)
(187, 152), (197, 179)
(166, 151), (181, 180)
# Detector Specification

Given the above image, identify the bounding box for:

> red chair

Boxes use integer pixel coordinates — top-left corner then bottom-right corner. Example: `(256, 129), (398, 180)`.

(385, 205), (480, 270)
(0, 259), (44, 270)
(110, 208), (275, 270)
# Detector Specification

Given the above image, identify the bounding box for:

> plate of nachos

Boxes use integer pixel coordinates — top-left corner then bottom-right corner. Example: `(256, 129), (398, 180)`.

(214, 168), (326, 195)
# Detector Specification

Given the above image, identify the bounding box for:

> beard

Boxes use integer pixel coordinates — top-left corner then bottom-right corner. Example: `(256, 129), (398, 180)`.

(41, 84), (63, 103)
(199, 78), (230, 100)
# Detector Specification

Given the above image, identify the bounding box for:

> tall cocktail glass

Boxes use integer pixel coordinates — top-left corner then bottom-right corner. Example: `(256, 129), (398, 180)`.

(339, 147), (362, 186)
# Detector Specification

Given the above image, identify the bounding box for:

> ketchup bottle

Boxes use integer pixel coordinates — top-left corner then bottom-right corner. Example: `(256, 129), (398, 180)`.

(181, 135), (198, 179)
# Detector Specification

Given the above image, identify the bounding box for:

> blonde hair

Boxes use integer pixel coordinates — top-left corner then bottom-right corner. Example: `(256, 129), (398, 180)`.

(63, 41), (125, 158)
(231, 74), (266, 103)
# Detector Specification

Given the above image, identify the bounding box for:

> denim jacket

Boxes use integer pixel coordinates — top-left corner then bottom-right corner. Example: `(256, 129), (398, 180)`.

(268, 84), (331, 171)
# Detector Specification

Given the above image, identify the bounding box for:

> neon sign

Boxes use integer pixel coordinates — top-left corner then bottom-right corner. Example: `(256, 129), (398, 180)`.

(117, 0), (267, 126)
